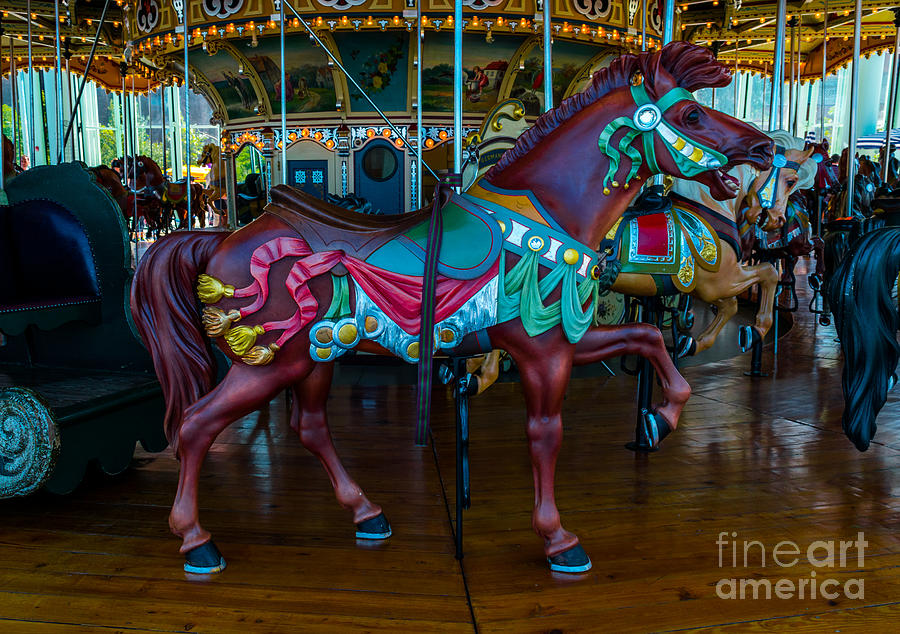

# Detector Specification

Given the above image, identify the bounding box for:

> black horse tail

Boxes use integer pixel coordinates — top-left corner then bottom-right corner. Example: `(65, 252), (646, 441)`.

(130, 231), (230, 451)
(828, 227), (900, 451)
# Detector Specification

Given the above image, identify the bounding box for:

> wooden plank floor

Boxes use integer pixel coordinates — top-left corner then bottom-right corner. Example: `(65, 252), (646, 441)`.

(2, 261), (899, 633)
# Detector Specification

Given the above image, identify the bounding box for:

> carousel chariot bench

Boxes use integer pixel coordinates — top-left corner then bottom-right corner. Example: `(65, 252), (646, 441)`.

(0, 163), (167, 499)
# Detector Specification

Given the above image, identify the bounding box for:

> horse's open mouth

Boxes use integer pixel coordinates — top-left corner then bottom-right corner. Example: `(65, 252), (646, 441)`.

(704, 164), (741, 200)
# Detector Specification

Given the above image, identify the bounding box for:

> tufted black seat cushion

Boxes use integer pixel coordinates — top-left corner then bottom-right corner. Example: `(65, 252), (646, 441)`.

(0, 199), (101, 328)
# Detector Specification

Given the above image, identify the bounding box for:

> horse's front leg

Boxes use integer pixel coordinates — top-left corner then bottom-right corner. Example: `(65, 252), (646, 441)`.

(289, 363), (389, 538)
(493, 326), (589, 572)
(574, 323), (691, 443)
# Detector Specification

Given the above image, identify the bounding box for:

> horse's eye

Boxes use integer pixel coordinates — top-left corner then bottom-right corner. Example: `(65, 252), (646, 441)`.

(684, 108), (701, 125)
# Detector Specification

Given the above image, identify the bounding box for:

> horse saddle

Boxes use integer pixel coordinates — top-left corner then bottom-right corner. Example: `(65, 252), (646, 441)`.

(266, 185), (502, 280)
(164, 181), (190, 204)
(605, 190), (720, 294)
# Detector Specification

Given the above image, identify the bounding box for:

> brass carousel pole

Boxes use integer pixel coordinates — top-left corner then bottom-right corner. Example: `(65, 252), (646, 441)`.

(543, 0), (552, 111)
(416, 0), (423, 207)
(769, 0), (787, 130)
(26, 0), (34, 167)
(453, 0), (463, 181)
(279, 0), (287, 186)
(881, 9), (900, 182)
(54, 0), (63, 163)
(820, 0), (827, 143)
(183, 9), (192, 228)
(846, 0), (862, 217)
(788, 15), (796, 133)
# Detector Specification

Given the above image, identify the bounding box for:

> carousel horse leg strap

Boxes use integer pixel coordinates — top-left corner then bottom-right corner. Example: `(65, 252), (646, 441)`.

(366, 193), (503, 280)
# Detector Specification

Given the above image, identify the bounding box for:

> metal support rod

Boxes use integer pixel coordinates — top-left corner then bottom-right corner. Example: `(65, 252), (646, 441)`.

(61, 0), (111, 159)
(820, 0), (828, 142)
(64, 45), (73, 161)
(10, 38), (19, 165)
(788, 17), (795, 133)
(132, 73), (139, 255)
(1, 24), (4, 191)
(655, 0), (675, 187)
(26, 0), (34, 166)
(882, 10), (900, 182)
(54, 0), (62, 163)
(283, 0), (437, 180)
(543, 0), (552, 111)
(641, 0), (647, 51)
(846, 0), (862, 218)
(183, 13), (192, 227)
(662, 0), (675, 45)
(162, 85), (167, 176)
(453, 0), (463, 180)
(416, 1), (423, 205)
(793, 27), (801, 135)
(734, 46), (739, 118)
(279, 1), (287, 186)
(769, 0), (787, 130)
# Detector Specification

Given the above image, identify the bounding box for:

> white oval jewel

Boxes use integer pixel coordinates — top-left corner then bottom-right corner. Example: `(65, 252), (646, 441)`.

(633, 104), (662, 132)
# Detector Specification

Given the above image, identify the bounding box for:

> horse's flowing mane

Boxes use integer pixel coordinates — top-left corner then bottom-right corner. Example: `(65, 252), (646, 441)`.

(486, 42), (732, 179)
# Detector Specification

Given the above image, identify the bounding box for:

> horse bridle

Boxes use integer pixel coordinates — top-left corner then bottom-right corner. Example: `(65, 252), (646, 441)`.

(754, 145), (802, 210)
(597, 72), (729, 194)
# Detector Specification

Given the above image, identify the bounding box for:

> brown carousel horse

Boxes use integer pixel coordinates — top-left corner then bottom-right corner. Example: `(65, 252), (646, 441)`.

(128, 155), (211, 229)
(90, 165), (164, 233)
(131, 43), (773, 575)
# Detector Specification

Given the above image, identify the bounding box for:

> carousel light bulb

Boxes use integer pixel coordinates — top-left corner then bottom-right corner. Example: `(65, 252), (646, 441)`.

(393, 16), (400, 25)
(521, 18), (528, 28)
(706, 22), (712, 29)
(497, 17), (504, 26)
(448, 16), (454, 26)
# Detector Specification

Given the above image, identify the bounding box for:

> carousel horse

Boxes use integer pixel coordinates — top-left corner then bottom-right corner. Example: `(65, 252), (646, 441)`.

(197, 143), (227, 223)
(129, 155), (211, 229)
(741, 139), (827, 313)
(820, 155), (883, 322)
(89, 165), (161, 232)
(2, 135), (21, 183)
(828, 227), (900, 452)
(236, 172), (266, 225)
(598, 130), (814, 358)
(130, 43), (773, 575)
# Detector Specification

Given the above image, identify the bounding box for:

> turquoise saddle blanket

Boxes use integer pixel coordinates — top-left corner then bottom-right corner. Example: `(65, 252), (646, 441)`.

(365, 194), (503, 280)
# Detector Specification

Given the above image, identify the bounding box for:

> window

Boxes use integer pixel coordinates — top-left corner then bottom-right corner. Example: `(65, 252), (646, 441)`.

(361, 145), (397, 181)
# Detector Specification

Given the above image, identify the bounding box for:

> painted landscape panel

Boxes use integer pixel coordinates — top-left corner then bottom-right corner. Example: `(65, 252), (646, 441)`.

(422, 33), (522, 113)
(245, 35), (336, 114)
(189, 48), (258, 121)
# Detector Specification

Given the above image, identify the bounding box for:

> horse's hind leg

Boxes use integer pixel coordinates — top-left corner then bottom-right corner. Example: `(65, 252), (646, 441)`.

(170, 360), (312, 572)
(289, 363), (389, 539)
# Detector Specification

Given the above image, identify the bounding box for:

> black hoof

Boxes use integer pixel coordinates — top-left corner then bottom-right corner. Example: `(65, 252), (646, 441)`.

(626, 408), (672, 452)
(677, 336), (697, 358)
(548, 543), (592, 573)
(184, 540), (226, 574)
(738, 325), (761, 354)
(356, 513), (392, 540)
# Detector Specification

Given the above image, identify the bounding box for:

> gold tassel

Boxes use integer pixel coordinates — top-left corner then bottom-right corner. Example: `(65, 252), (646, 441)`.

(201, 307), (241, 337)
(242, 343), (280, 366)
(196, 274), (235, 304)
(224, 324), (266, 356)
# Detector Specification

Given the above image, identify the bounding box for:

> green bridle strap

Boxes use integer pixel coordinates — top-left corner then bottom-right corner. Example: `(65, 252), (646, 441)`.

(596, 79), (729, 191)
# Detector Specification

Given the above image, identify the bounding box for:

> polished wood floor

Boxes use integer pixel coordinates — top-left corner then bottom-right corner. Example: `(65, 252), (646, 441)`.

(2, 262), (899, 633)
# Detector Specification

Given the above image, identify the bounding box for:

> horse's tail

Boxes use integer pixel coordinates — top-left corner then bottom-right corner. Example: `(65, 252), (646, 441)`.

(130, 231), (230, 451)
(828, 227), (900, 451)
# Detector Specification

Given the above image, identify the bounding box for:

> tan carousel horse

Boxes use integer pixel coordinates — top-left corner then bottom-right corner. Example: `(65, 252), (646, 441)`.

(198, 143), (227, 226)
(608, 130), (816, 356)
